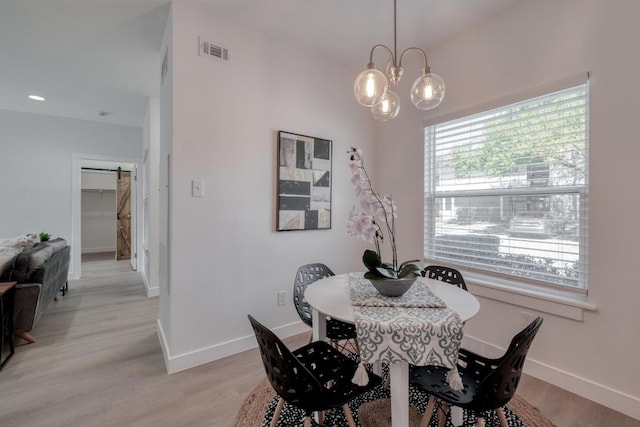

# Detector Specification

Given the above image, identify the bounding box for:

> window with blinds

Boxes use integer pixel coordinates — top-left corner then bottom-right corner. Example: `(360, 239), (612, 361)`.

(424, 82), (589, 291)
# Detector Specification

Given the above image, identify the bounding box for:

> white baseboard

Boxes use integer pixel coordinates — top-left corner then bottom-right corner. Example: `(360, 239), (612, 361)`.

(141, 271), (159, 297)
(157, 319), (171, 372)
(157, 320), (309, 375)
(464, 334), (640, 421)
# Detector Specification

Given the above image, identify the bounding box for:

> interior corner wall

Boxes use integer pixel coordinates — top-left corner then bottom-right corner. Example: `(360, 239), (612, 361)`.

(161, 2), (374, 373)
(142, 97), (161, 297)
(0, 109), (142, 277)
(157, 4), (174, 370)
(374, 0), (640, 419)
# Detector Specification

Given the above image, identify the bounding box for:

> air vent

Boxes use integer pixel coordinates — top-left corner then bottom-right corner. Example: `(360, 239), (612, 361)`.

(199, 37), (229, 62)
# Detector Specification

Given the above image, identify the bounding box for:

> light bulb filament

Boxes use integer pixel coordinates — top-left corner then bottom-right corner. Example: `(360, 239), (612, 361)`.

(424, 83), (433, 100)
(381, 99), (390, 113)
(366, 75), (376, 98)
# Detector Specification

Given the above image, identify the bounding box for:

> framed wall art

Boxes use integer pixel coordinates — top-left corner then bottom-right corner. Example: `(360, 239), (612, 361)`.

(277, 131), (332, 231)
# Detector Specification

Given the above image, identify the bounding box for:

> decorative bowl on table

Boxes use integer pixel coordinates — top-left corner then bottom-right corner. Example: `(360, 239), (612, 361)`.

(370, 277), (417, 297)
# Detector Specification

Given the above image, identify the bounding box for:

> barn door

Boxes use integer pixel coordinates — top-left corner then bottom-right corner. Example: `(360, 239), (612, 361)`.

(116, 170), (131, 261)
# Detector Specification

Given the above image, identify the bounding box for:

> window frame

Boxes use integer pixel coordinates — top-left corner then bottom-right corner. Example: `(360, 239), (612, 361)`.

(423, 74), (590, 296)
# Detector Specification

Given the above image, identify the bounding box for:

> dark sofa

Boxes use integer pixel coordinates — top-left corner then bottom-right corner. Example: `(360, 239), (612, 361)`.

(1, 238), (70, 343)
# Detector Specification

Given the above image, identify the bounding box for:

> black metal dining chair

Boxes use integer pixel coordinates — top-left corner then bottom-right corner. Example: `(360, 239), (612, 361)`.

(293, 263), (360, 354)
(248, 315), (382, 427)
(410, 316), (543, 427)
(421, 265), (468, 291)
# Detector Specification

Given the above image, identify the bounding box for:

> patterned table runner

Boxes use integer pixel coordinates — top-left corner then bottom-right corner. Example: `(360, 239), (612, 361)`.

(350, 273), (448, 308)
(349, 273), (464, 390)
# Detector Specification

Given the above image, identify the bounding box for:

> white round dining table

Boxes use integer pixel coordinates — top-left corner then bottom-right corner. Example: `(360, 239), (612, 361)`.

(305, 273), (480, 427)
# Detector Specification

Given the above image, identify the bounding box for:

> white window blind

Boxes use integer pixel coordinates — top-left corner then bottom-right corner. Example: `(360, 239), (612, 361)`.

(424, 82), (589, 291)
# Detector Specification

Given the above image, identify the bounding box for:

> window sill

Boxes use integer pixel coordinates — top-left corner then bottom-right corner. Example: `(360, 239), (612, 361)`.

(463, 272), (597, 321)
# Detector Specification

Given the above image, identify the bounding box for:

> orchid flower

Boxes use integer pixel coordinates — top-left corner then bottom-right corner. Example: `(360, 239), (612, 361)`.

(348, 148), (400, 272)
(347, 208), (378, 244)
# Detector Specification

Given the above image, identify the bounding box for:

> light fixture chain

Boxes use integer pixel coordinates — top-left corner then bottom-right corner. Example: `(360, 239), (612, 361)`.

(393, 0), (398, 65)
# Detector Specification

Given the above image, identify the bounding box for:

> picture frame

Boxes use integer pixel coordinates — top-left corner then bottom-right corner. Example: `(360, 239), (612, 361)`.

(277, 131), (332, 231)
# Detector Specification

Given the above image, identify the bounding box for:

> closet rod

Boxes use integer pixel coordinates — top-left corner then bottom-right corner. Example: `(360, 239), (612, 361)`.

(82, 167), (130, 173)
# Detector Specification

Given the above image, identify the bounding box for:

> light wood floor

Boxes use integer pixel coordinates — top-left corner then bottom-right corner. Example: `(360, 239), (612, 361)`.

(1, 256), (638, 427)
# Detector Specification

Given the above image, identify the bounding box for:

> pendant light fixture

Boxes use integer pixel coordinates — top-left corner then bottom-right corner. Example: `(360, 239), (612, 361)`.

(353, 0), (445, 120)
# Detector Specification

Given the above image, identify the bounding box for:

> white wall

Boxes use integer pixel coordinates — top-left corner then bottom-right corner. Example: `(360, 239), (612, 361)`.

(158, 2), (375, 372)
(158, 6), (174, 366)
(0, 109), (142, 276)
(81, 190), (116, 253)
(81, 170), (117, 253)
(142, 97), (161, 297)
(375, 0), (640, 419)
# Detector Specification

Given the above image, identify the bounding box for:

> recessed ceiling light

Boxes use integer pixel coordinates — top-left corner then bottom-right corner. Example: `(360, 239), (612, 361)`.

(28, 95), (46, 101)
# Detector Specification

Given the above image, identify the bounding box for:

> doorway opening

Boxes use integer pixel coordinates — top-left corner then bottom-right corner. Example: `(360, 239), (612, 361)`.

(80, 164), (135, 264)
(72, 154), (140, 280)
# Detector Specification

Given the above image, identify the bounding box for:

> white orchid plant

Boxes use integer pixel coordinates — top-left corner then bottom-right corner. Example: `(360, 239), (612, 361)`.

(347, 147), (420, 280)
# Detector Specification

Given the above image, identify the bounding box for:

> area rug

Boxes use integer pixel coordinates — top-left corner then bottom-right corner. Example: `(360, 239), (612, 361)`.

(233, 378), (556, 427)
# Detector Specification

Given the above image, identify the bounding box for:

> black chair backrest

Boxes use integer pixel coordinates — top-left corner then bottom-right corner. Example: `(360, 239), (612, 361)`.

(248, 315), (321, 405)
(422, 265), (468, 291)
(474, 317), (543, 410)
(293, 263), (335, 328)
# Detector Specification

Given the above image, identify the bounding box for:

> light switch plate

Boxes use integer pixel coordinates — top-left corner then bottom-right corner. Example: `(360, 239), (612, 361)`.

(192, 179), (204, 197)
(277, 291), (286, 306)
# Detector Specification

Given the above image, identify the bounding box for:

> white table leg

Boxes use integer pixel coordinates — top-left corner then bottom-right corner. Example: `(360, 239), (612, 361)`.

(311, 307), (327, 342)
(390, 361), (409, 427)
(373, 361), (382, 376)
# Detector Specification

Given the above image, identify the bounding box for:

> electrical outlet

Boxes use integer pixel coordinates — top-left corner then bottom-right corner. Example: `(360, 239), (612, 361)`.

(277, 291), (286, 306)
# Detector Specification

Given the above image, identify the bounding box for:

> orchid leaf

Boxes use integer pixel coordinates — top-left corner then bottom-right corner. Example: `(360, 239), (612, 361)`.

(398, 263), (420, 278)
(362, 249), (382, 271)
(399, 259), (420, 270)
(375, 266), (398, 279)
(364, 271), (383, 280)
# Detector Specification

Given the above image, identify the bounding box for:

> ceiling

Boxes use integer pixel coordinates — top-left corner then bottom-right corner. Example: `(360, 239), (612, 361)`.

(0, 0), (523, 128)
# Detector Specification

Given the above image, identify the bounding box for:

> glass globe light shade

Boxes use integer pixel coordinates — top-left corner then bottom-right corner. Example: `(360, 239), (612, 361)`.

(371, 90), (400, 121)
(354, 66), (388, 107)
(410, 71), (445, 110)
